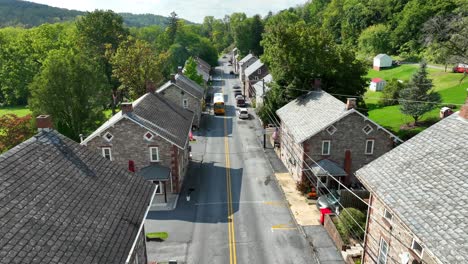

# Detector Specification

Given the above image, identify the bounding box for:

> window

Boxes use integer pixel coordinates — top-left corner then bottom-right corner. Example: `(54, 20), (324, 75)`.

(363, 124), (373, 134)
(182, 98), (188, 109)
(326, 125), (337, 135)
(377, 238), (389, 264)
(384, 209), (393, 222)
(103, 132), (113, 142)
(102, 147), (112, 161)
(411, 239), (424, 258)
(257, 69), (262, 74)
(153, 180), (163, 194)
(144, 132), (154, 141)
(365, 139), (374, 154)
(149, 147), (159, 162)
(322, 140), (331, 155)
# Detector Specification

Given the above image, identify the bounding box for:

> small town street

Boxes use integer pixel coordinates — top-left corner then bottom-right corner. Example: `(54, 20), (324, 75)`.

(145, 57), (319, 264)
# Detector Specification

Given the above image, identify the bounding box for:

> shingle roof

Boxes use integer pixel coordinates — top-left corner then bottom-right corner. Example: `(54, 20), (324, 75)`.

(157, 74), (204, 100)
(239, 53), (255, 64)
(276, 91), (347, 143)
(83, 93), (194, 149)
(195, 57), (211, 70)
(244, 59), (265, 78)
(0, 130), (155, 264)
(356, 113), (468, 264)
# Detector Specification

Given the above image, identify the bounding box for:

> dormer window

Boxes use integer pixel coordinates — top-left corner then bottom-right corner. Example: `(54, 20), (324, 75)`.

(103, 132), (113, 142)
(144, 132), (154, 141)
(326, 125), (337, 135)
(363, 124), (373, 135)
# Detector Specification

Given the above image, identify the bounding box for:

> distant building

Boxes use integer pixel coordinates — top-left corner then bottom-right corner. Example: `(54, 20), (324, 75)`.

(356, 97), (468, 264)
(369, 78), (386, 91)
(238, 54), (258, 83)
(373, 54), (392, 71)
(253, 74), (273, 107)
(244, 59), (269, 97)
(0, 115), (155, 264)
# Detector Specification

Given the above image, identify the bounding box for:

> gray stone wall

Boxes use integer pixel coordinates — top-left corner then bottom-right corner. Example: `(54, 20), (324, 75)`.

(304, 112), (395, 185)
(84, 118), (187, 193)
(363, 194), (438, 264)
(159, 84), (201, 128)
(247, 64), (269, 84)
(279, 120), (304, 182)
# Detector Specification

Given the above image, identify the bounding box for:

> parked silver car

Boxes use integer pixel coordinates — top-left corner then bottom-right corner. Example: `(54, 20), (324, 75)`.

(238, 108), (249, 119)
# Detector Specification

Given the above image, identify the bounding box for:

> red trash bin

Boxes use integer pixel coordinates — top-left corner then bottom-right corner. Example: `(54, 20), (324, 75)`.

(320, 208), (332, 225)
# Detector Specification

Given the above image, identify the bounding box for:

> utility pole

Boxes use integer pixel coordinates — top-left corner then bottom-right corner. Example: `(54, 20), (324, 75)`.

(262, 79), (266, 149)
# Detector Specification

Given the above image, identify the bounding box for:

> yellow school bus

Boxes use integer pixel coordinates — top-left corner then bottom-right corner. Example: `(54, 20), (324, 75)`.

(213, 93), (225, 115)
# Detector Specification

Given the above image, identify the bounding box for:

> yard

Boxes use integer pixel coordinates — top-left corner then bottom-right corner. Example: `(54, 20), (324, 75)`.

(0, 106), (32, 117)
(365, 64), (468, 139)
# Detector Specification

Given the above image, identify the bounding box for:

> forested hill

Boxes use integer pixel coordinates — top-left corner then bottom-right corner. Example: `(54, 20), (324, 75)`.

(0, 0), (190, 28)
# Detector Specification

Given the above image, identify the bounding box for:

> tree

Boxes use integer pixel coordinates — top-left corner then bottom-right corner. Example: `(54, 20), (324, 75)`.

(358, 24), (392, 57)
(166, 11), (179, 45)
(110, 36), (163, 99)
(0, 114), (34, 153)
(399, 62), (441, 123)
(29, 48), (109, 141)
(184, 57), (204, 86)
(379, 79), (405, 106)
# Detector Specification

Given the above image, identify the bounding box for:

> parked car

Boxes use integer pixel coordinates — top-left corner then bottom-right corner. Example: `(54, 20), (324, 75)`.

(453, 63), (468, 73)
(230, 71), (235, 75)
(228, 63), (232, 66)
(222, 55), (227, 58)
(236, 98), (246, 107)
(234, 90), (242, 97)
(235, 95), (244, 100)
(232, 85), (241, 90)
(316, 190), (340, 213)
(238, 108), (249, 119)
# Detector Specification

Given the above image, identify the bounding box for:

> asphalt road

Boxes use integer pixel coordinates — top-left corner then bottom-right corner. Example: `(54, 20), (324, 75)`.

(145, 58), (318, 264)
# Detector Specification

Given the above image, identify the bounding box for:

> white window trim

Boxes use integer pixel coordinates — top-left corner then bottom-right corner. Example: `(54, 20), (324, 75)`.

(322, 140), (331, 155)
(377, 238), (388, 264)
(149, 147), (159, 162)
(326, 125), (337, 135)
(257, 69), (262, 74)
(365, 139), (375, 154)
(363, 124), (373, 135)
(411, 239), (424, 258)
(383, 208), (393, 222)
(102, 147), (112, 161)
(182, 98), (188, 109)
(144, 132), (154, 141)
(103, 132), (113, 142)
(153, 180), (163, 194)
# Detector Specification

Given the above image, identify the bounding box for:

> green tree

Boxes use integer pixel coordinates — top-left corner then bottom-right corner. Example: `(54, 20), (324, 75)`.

(110, 36), (163, 99)
(358, 24), (392, 57)
(29, 48), (109, 140)
(0, 114), (34, 153)
(379, 79), (405, 106)
(184, 57), (204, 86)
(166, 11), (179, 45)
(399, 62), (441, 123)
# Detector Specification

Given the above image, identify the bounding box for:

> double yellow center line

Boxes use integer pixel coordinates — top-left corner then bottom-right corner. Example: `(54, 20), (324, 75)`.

(224, 107), (237, 264)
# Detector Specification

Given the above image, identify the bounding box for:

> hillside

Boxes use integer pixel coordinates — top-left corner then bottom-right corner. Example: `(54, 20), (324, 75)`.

(0, 0), (191, 28)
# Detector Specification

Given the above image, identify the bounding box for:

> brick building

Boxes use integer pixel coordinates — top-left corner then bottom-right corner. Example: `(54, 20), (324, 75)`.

(276, 90), (400, 189)
(82, 89), (194, 195)
(157, 71), (204, 128)
(0, 115), (155, 264)
(356, 99), (468, 264)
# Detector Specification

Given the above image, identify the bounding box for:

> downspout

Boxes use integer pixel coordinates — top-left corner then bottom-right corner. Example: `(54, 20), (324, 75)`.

(125, 185), (158, 264)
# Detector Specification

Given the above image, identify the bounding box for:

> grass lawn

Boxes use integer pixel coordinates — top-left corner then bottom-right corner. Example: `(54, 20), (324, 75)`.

(365, 65), (468, 139)
(0, 106), (32, 117)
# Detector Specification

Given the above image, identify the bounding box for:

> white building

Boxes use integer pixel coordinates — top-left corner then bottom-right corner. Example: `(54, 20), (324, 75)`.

(369, 78), (386, 91)
(373, 54), (392, 71)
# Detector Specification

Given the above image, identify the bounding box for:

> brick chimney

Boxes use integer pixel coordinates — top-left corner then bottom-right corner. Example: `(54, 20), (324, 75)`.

(177, 66), (183, 74)
(346, 98), (357, 110)
(121, 102), (133, 114)
(170, 74), (176, 83)
(460, 96), (468, 119)
(36, 115), (53, 132)
(146, 80), (155, 94)
(312, 78), (321, 90)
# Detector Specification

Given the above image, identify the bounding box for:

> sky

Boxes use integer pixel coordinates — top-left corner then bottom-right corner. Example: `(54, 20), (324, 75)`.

(28, 0), (307, 23)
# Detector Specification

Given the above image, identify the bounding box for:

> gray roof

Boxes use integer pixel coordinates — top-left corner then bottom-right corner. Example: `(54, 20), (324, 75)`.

(130, 93), (194, 148)
(276, 91), (347, 143)
(157, 74), (204, 100)
(195, 57), (211, 70)
(140, 164), (171, 181)
(308, 159), (347, 177)
(356, 113), (468, 264)
(239, 53), (255, 64)
(253, 74), (273, 97)
(0, 130), (155, 264)
(244, 59), (265, 78)
(374, 53), (391, 59)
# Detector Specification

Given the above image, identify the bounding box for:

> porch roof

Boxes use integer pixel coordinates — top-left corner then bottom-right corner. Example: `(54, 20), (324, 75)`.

(140, 164), (171, 181)
(306, 159), (347, 177)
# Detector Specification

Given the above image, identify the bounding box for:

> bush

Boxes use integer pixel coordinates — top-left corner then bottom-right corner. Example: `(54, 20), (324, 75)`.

(379, 79), (405, 106)
(296, 173), (314, 194)
(337, 208), (367, 240)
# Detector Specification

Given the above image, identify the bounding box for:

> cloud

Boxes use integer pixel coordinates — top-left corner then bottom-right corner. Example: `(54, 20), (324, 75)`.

(28, 0), (306, 23)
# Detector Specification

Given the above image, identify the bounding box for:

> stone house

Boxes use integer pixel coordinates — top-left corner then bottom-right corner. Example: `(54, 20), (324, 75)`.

(157, 71), (204, 128)
(252, 74), (272, 107)
(244, 59), (269, 98)
(194, 56), (211, 83)
(238, 53), (258, 83)
(276, 90), (400, 190)
(82, 88), (194, 195)
(0, 115), (155, 264)
(356, 98), (468, 264)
